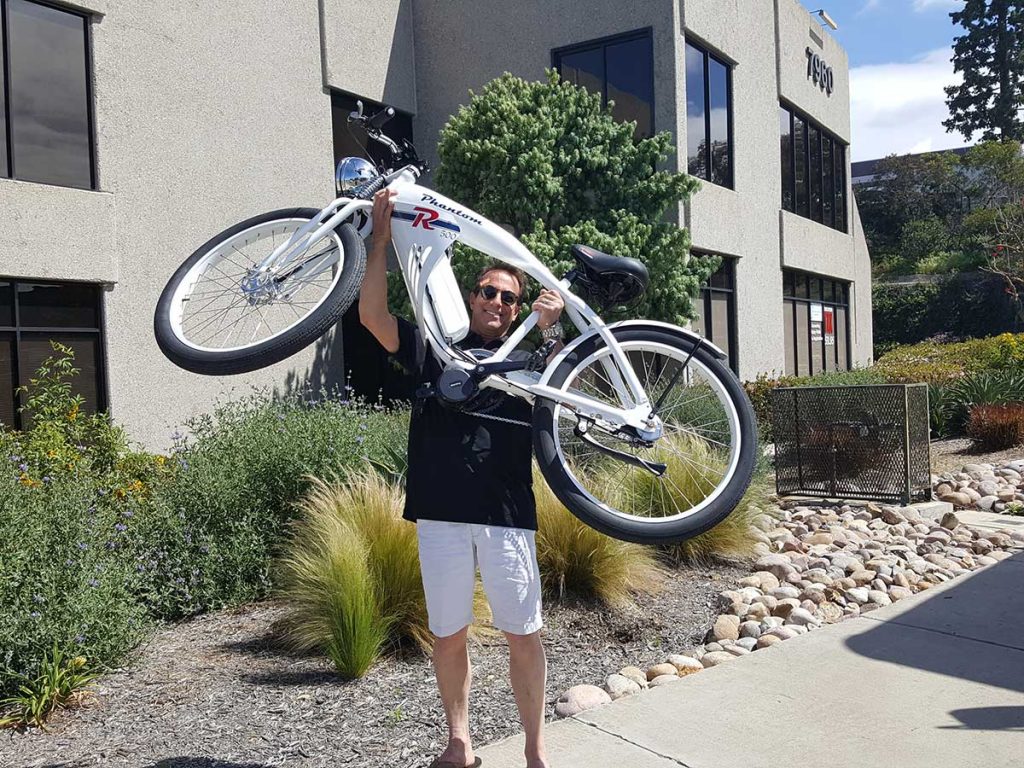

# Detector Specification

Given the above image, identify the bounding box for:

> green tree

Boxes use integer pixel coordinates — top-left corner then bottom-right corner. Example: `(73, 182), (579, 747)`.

(434, 70), (715, 325)
(960, 139), (1024, 207)
(944, 0), (1024, 142)
(986, 200), (1024, 324)
(855, 150), (965, 259)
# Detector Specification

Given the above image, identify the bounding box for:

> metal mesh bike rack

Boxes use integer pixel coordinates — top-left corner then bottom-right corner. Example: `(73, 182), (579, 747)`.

(770, 384), (931, 504)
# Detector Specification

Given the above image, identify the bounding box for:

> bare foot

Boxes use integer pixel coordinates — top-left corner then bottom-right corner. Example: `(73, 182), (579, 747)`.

(429, 742), (478, 768)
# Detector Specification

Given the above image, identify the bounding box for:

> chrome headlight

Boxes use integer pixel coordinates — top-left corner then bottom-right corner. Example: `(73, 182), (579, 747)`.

(335, 156), (377, 196)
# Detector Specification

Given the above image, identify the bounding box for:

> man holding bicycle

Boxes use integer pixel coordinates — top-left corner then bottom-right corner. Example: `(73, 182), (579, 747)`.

(359, 189), (561, 768)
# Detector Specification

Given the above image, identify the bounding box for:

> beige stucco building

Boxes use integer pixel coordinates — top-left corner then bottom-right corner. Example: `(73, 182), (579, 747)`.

(0, 0), (871, 448)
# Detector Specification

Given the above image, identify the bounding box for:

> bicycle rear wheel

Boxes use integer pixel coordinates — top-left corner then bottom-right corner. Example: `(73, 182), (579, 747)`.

(532, 326), (758, 545)
(154, 208), (365, 375)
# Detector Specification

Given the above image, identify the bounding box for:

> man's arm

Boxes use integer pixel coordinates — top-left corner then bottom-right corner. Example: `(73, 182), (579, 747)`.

(358, 189), (400, 353)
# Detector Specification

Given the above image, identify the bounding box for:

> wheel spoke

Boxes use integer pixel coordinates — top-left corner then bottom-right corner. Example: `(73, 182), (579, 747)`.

(544, 337), (744, 526)
(172, 218), (344, 351)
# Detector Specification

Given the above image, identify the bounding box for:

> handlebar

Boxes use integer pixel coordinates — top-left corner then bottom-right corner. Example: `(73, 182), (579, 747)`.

(367, 106), (394, 130)
(346, 100), (428, 185)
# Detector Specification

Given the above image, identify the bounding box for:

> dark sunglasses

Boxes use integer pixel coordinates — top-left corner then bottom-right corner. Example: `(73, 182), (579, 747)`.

(474, 284), (521, 306)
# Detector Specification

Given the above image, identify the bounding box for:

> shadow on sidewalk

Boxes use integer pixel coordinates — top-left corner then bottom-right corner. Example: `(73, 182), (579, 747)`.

(845, 550), (1024, 730)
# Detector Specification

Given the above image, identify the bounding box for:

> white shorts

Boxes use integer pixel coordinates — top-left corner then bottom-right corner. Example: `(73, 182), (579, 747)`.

(416, 519), (544, 638)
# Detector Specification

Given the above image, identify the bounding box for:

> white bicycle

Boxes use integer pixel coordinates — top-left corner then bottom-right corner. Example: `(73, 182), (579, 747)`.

(154, 104), (758, 544)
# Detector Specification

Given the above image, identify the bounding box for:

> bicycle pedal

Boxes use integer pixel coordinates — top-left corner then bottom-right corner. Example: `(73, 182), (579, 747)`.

(526, 340), (558, 372)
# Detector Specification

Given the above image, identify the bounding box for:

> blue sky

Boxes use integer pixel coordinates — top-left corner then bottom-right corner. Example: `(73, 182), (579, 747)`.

(798, 0), (972, 161)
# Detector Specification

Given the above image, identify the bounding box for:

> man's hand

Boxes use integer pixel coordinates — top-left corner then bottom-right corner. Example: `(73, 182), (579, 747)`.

(370, 188), (397, 257)
(533, 288), (564, 331)
(360, 188), (400, 352)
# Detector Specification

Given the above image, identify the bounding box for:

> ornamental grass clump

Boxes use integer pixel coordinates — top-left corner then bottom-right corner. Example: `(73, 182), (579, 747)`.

(612, 431), (769, 565)
(277, 496), (390, 679)
(276, 470), (492, 676)
(533, 465), (664, 607)
(660, 474), (774, 566)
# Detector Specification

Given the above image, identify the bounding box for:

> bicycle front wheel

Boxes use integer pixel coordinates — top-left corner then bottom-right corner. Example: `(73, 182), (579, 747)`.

(154, 208), (365, 375)
(532, 327), (758, 545)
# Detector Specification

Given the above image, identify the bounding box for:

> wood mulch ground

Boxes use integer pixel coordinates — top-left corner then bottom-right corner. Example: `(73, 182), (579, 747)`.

(3, 563), (745, 768)
(928, 438), (1024, 475)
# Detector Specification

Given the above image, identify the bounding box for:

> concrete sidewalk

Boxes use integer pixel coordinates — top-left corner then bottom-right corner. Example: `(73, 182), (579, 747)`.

(478, 514), (1024, 768)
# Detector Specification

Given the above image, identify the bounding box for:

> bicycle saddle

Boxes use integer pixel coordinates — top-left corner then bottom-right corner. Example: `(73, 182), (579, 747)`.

(571, 245), (649, 306)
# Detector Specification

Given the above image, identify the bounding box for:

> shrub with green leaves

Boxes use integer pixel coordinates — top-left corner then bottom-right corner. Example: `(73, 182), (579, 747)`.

(0, 344), (155, 704)
(743, 368), (888, 443)
(435, 69), (716, 326)
(143, 394), (409, 619)
(874, 332), (1024, 384)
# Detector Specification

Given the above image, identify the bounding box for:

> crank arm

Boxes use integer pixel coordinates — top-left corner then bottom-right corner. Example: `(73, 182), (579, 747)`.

(574, 423), (667, 477)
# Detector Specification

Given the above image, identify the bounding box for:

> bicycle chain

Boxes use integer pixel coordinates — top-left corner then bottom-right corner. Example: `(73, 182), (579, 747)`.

(466, 409), (532, 428)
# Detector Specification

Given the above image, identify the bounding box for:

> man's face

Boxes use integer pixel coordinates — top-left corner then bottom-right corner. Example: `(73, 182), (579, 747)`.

(468, 269), (522, 341)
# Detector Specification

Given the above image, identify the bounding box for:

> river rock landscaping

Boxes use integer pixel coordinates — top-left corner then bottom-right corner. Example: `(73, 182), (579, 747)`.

(558, 498), (1024, 717)
(932, 459), (1024, 514)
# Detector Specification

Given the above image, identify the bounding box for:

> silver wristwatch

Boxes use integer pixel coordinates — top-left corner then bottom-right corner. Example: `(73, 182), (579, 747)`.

(540, 322), (564, 340)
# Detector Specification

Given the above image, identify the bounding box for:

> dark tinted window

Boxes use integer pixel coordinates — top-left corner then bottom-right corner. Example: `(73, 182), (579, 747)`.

(0, 333), (13, 428)
(793, 273), (808, 299)
(20, 332), (100, 414)
(0, 278), (106, 429)
(560, 46), (604, 95)
(330, 90), (413, 171)
(605, 36), (653, 139)
(685, 40), (733, 189)
(685, 43), (705, 178)
(779, 102), (847, 232)
(809, 125), (822, 222)
(708, 57), (730, 187)
(783, 270), (851, 376)
(0, 281), (12, 326)
(835, 143), (847, 232)
(793, 115), (807, 216)
(17, 282), (99, 328)
(0, 22), (7, 178)
(6, 0), (93, 188)
(331, 92), (416, 405)
(693, 256), (738, 373)
(554, 30), (654, 140)
(780, 108), (792, 211)
(822, 136), (834, 227)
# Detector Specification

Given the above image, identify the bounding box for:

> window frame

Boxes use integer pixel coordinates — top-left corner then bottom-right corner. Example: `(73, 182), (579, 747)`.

(779, 101), (847, 233)
(693, 255), (739, 374)
(0, 0), (97, 190)
(551, 27), (655, 140)
(0, 277), (108, 430)
(781, 269), (852, 376)
(684, 37), (734, 190)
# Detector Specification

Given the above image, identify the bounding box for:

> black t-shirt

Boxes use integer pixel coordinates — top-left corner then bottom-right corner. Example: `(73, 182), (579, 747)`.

(388, 318), (537, 530)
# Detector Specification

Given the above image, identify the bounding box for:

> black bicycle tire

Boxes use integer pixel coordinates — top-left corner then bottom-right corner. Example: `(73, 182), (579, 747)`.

(154, 209), (366, 376)
(532, 327), (758, 545)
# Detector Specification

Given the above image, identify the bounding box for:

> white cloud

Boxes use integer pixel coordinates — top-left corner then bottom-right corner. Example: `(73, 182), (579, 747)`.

(849, 46), (977, 161)
(912, 0), (961, 11)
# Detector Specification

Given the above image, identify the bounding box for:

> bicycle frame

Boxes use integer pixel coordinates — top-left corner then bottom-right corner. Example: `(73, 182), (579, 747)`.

(257, 165), (658, 433)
